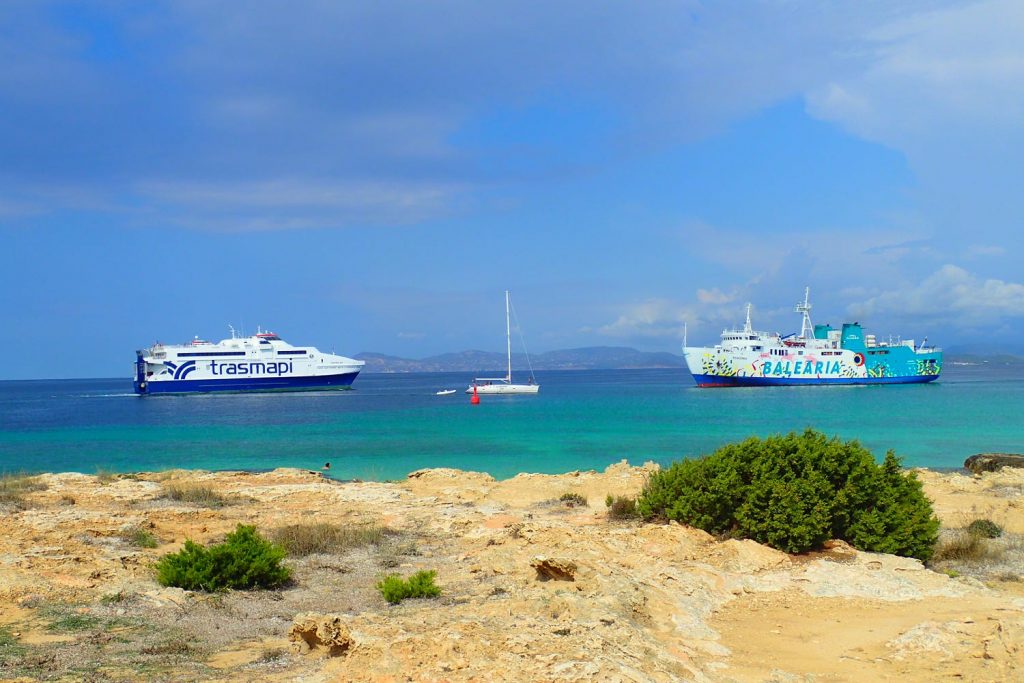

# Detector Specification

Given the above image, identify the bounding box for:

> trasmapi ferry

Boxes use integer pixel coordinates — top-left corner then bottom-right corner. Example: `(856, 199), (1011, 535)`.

(133, 327), (364, 395)
(683, 289), (942, 387)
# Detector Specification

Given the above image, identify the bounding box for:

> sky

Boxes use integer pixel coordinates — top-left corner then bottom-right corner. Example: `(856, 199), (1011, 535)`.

(2, 0), (1023, 379)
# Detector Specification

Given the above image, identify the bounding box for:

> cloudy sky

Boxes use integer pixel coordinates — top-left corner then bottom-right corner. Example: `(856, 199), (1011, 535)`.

(2, 1), (1023, 378)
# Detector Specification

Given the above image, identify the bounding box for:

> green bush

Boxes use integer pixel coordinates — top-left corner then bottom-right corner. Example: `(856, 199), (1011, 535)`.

(966, 518), (1003, 539)
(121, 526), (159, 549)
(637, 430), (940, 560)
(376, 570), (441, 604)
(155, 525), (291, 591)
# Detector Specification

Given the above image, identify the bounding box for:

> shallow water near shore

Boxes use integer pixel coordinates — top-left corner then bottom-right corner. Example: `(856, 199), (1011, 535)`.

(1, 365), (1022, 480)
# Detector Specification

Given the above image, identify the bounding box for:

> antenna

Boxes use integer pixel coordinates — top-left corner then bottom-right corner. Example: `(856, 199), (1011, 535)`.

(683, 321), (688, 350)
(795, 287), (813, 339)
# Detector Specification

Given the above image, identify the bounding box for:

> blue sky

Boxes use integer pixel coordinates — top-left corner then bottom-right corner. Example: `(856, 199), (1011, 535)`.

(2, 1), (1023, 379)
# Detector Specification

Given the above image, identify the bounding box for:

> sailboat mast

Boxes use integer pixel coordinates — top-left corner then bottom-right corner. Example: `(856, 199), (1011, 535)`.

(505, 290), (512, 383)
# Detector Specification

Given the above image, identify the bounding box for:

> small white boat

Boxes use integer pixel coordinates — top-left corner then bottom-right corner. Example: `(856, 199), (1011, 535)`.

(435, 389), (457, 396)
(467, 290), (540, 395)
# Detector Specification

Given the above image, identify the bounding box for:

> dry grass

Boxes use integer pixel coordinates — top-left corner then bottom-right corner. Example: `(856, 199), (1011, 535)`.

(605, 494), (640, 520)
(558, 492), (588, 508)
(270, 522), (391, 557)
(0, 473), (47, 509)
(932, 530), (998, 562)
(160, 483), (230, 508)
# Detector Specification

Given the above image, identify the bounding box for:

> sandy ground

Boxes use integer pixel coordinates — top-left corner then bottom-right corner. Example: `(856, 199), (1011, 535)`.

(1, 462), (1022, 682)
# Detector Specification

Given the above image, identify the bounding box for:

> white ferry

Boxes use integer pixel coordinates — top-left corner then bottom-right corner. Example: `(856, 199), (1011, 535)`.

(133, 327), (364, 395)
(683, 288), (942, 387)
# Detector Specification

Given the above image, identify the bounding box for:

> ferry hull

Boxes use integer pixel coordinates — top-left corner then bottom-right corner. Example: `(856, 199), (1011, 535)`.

(692, 373), (940, 387)
(135, 370), (360, 395)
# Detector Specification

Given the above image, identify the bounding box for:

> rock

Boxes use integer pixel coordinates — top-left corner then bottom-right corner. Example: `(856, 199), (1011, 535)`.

(530, 555), (577, 581)
(964, 453), (1024, 474)
(289, 612), (355, 656)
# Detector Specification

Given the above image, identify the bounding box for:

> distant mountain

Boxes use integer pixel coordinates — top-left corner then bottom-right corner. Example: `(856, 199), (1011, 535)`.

(354, 346), (686, 373)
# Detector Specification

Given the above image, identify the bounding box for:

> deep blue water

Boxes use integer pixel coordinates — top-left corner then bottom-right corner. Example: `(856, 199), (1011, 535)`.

(1, 366), (1022, 480)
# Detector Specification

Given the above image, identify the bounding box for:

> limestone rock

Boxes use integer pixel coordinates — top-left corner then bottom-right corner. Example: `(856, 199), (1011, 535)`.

(289, 612), (354, 656)
(530, 555), (577, 581)
(964, 453), (1024, 474)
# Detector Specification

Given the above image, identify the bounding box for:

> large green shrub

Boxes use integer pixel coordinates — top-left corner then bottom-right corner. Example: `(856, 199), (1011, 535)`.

(155, 524), (291, 591)
(637, 430), (940, 560)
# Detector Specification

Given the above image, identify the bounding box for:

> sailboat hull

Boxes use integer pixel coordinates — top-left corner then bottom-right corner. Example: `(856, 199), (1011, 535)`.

(466, 383), (539, 394)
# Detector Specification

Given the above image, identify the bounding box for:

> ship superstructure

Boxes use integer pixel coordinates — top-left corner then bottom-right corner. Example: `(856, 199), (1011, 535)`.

(683, 289), (941, 387)
(133, 328), (364, 395)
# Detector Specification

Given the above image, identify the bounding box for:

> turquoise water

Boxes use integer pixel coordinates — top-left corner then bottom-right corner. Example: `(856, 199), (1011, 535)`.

(1, 366), (1021, 480)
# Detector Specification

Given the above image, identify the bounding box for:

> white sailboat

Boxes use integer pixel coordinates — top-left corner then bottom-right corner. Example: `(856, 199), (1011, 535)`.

(466, 290), (540, 395)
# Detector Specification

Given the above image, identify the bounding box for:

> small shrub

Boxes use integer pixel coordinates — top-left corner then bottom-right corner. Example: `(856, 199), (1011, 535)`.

(59, 494), (76, 506)
(271, 523), (389, 556)
(121, 526), (159, 549)
(377, 570), (441, 604)
(637, 430), (940, 560)
(931, 530), (1002, 563)
(559, 492), (588, 508)
(966, 518), (1003, 539)
(96, 469), (117, 484)
(160, 483), (229, 508)
(605, 494), (639, 519)
(155, 524), (291, 591)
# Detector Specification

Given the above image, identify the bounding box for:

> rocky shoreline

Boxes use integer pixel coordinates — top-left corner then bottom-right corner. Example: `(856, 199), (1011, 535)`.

(1, 463), (1022, 682)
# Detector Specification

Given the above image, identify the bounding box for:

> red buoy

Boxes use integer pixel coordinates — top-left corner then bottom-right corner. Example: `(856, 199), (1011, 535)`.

(470, 384), (480, 405)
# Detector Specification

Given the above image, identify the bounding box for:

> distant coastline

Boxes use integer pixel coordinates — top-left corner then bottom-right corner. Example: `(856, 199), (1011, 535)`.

(354, 346), (687, 373)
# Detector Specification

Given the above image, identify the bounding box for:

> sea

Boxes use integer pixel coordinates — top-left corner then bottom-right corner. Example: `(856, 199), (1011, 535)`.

(1, 365), (1022, 481)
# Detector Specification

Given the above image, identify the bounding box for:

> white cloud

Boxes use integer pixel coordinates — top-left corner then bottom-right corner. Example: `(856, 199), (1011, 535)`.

(696, 287), (736, 305)
(597, 299), (691, 339)
(808, 0), (1024, 142)
(848, 264), (1024, 326)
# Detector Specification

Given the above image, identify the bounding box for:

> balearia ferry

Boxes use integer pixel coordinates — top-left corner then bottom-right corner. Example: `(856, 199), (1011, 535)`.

(683, 289), (942, 387)
(133, 327), (364, 395)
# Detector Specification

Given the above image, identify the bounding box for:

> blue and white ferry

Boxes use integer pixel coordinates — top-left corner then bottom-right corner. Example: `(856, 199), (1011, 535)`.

(133, 328), (364, 395)
(683, 289), (942, 387)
